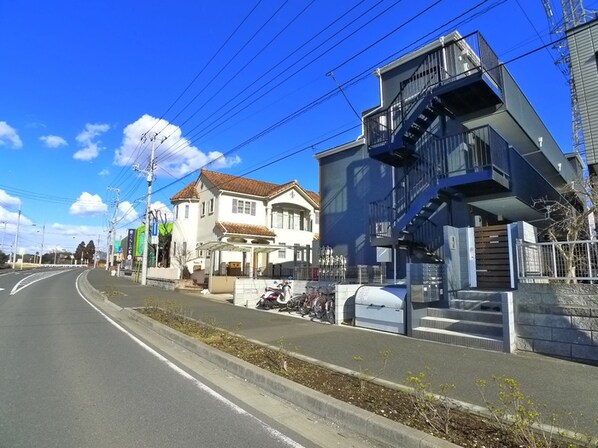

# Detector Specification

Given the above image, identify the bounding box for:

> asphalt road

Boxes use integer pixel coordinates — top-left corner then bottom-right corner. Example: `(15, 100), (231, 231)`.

(0, 268), (319, 448)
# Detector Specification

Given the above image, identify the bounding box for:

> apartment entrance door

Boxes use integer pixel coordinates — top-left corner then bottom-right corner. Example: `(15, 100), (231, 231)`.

(474, 224), (511, 289)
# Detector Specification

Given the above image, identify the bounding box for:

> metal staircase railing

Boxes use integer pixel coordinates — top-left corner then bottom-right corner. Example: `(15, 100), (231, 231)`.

(365, 32), (503, 150)
(370, 126), (510, 246)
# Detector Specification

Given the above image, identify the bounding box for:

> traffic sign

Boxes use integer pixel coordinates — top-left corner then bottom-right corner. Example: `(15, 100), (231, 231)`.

(151, 222), (158, 237)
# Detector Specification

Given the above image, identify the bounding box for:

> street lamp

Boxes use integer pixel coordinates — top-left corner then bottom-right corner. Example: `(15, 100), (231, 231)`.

(32, 223), (45, 265)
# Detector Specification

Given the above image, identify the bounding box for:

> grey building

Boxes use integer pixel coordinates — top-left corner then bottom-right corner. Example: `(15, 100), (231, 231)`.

(567, 18), (598, 175)
(316, 30), (583, 286)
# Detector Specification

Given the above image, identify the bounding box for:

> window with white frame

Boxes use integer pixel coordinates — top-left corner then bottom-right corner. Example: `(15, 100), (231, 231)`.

(182, 241), (187, 255)
(232, 198), (256, 216)
(201, 201), (206, 217)
(184, 204), (189, 219)
(209, 198), (214, 214)
(272, 210), (283, 228)
(271, 206), (307, 230)
(278, 243), (286, 258)
(175, 205), (179, 220)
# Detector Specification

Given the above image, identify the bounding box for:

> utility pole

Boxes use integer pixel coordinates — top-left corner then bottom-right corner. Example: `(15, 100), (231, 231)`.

(1, 220), (6, 254)
(11, 209), (21, 269)
(135, 132), (166, 285)
(107, 187), (120, 270)
(39, 224), (45, 265)
(95, 233), (100, 268)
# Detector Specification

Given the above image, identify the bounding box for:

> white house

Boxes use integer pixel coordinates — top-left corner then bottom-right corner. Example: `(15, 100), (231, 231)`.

(170, 169), (320, 280)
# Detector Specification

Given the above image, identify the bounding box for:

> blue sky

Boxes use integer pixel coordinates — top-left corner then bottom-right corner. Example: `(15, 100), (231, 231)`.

(0, 0), (594, 256)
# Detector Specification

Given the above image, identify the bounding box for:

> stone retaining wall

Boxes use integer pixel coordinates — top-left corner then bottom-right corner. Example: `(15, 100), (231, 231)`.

(515, 283), (598, 363)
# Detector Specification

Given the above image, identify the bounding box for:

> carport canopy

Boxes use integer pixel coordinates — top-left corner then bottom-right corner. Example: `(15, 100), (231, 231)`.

(195, 241), (289, 253)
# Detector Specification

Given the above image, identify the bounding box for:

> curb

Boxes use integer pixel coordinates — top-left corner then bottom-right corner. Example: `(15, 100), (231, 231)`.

(121, 307), (460, 448)
(78, 271), (460, 448)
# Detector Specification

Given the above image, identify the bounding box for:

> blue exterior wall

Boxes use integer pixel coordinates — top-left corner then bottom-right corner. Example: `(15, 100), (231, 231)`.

(319, 141), (393, 265)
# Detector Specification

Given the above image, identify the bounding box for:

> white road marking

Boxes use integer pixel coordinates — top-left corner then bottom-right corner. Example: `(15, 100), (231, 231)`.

(10, 270), (67, 295)
(74, 272), (304, 448)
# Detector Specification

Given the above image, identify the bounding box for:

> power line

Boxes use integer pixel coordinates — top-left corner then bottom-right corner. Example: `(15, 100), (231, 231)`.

(155, 0), (498, 176)
(155, 0), (433, 166)
(107, 0), (265, 190)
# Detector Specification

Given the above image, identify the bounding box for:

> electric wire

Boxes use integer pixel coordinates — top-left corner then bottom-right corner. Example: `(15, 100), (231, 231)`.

(155, 0), (390, 164)
(155, 0), (426, 166)
(107, 0), (264, 190)
(156, 0), (498, 175)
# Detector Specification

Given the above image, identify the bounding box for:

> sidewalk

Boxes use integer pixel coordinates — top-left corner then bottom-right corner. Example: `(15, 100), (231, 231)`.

(86, 268), (598, 436)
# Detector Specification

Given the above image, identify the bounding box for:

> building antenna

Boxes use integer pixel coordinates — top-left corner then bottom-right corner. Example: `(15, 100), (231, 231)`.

(326, 71), (362, 121)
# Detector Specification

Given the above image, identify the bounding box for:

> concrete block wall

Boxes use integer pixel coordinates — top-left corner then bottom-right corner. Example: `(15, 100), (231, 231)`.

(232, 279), (357, 325)
(515, 283), (598, 363)
(146, 278), (176, 291)
(233, 278), (310, 308)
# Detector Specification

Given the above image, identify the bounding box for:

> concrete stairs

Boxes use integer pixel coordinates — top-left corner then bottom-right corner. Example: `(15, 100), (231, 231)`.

(412, 290), (506, 352)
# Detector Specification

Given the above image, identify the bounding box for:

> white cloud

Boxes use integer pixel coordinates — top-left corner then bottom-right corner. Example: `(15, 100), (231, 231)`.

(150, 201), (173, 222)
(117, 201), (139, 224)
(69, 192), (108, 216)
(74, 123), (110, 161)
(0, 206), (32, 252)
(0, 121), (23, 149)
(45, 223), (105, 253)
(114, 114), (241, 177)
(40, 135), (67, 148)
(0, 189), (21, 209)
(98, 169), (110, 176)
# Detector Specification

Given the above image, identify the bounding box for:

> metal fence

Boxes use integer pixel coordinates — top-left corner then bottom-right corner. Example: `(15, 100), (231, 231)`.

(292, 265), (386, 284)
(517, 239), (598, 282)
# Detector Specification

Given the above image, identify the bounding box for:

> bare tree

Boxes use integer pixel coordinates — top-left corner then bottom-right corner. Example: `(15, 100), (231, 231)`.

(532, 176), (596, 281)
(172, 243), (194, 279)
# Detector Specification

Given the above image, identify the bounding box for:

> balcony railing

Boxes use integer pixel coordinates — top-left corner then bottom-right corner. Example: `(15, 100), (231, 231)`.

(370, 125), (510, 240)
(365, 31), (503, 150)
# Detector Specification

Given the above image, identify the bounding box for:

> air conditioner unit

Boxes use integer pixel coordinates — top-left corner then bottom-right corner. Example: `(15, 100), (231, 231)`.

(375, 222), (391, 236)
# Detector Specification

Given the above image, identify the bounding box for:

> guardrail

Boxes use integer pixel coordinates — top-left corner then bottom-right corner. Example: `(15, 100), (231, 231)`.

(517, 239), (598, 282)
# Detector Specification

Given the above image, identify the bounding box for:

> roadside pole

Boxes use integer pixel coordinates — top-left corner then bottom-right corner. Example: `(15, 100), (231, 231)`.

(137, 132), (166, 286)
(11, 210), (21, 269)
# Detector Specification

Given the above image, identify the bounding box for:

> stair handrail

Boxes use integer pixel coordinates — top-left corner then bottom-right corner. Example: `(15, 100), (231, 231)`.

(366, 32), (502, 148)
(371, 125), (508, 240)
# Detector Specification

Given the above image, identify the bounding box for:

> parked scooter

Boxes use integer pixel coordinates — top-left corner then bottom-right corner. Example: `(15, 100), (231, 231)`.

(256, 279), (293, 310)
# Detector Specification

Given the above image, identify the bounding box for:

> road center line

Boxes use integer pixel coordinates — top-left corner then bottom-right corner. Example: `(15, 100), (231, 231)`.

(75, 271), (304, 448)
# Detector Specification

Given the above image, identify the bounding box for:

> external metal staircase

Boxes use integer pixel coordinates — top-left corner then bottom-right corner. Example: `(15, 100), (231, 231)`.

(367, 32), (506, 256)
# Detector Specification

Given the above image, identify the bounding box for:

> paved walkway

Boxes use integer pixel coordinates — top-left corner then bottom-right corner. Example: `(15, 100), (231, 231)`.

(85, 269), (598, 436)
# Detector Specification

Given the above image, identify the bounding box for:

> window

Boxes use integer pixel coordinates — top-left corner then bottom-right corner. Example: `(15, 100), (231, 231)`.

(278, 243), (286, 258)
(175, 205), (179, 220)
(272, 207), (306, 230)
(201, 201), (206, 217)
(209, 198), (214, 214)
(184, 204), (189, 219)
(232, 198), (256, 216)
(315, 211), (319, 225)
(272, 210), (283, 228)
(173, 241), (177, 255)
(182, 241), (187, 255)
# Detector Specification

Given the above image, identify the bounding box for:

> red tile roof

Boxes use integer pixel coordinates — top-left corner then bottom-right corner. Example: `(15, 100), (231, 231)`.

(215, 222), (276, 237)
(170, 182), (200, 202)
(201, 169), (320, 206)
